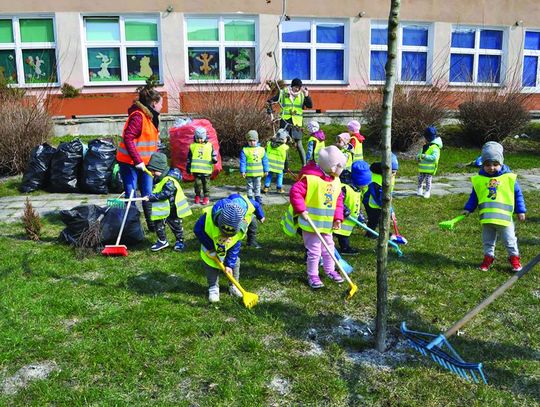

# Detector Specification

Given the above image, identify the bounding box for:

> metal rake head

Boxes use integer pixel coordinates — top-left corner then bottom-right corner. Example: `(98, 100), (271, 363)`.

(401, 322), (487, 384)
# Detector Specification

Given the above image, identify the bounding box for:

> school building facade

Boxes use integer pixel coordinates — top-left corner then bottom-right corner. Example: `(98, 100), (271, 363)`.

(2, 0), (540, 118)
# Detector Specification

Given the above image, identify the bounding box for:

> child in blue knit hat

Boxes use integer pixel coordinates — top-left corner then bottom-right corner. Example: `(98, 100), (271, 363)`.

(416, 126), (443, 198)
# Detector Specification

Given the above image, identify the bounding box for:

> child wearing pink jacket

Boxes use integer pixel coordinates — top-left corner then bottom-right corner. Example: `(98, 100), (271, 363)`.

(289, 146), (346, 288)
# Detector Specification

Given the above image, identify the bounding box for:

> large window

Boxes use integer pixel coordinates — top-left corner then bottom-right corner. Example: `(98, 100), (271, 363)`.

(0, 17), (58, 86)
(281, 19), (347, 83)
(185, 16), (257, 82)
(523, 30), (540, 89)
(449, 27), (504, 85)
(83, 16), (161, 84)
(369, 22), (431, 84)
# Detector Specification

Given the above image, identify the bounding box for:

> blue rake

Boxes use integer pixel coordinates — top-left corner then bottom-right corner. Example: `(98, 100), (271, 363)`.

(402, 253), (540, 384)
(348, 217), (403, 257)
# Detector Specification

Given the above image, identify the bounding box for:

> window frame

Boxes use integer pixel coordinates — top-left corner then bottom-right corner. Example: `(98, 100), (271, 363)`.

(279, 18), (349, 85)
(522, 29), (540, 92)
(0, 15), (59, 87)
(81, 14), (163, 86)
(184, 14), (259, 84)
(449, 25), (507, 86)
(369, 21), (433, 86)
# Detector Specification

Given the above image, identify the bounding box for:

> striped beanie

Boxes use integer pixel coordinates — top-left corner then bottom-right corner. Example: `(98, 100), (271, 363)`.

(217, 203), (245, 236)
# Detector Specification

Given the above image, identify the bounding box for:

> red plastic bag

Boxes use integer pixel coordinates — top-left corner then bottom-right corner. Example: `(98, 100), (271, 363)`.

(170, 119), (222, 181)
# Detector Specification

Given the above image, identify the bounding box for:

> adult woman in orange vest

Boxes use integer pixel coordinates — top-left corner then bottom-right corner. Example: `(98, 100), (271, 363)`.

(267, 78), (313, 167)
(116, 84), (163, 231)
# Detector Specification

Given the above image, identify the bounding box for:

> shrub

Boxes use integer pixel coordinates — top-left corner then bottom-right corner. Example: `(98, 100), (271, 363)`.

(0, 85), (53, 175)
(363, 86), (447, 151)
(458, 90), (530, 146)
(22, 198), (42, 241)
(60, 83), (80, 98)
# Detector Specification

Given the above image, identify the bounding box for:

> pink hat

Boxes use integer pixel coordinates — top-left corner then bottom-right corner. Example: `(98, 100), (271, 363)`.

(347, 120), (361, 133)
(317, 145), (346, 176)
(336, 132), (351, 144)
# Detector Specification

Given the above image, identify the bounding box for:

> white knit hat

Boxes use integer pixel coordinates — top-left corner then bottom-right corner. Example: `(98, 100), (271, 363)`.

(307, 121), (320, 134)
(317, 146), (346, 176)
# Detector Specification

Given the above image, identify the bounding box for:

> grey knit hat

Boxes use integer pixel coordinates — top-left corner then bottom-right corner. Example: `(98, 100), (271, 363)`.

(246, 130), (259, 142)
(275, 128), (288, 143)
(194, 127), (207, 141)
(481, 141), (504, 165)
(147, 152), (168, 172)
(217, 203), (245, 236)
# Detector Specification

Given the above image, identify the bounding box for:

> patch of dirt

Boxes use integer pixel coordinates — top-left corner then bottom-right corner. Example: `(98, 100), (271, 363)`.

(298, 340), (324, 357)
(61, 318), (80, 330)
(333, 316), (373, 338)
(346, 336), (412, 372)
(1, 361), (59, 395)
(79, 271), (103, 281)
(268, 376), (291, 396)
(532, 290), (540, 299)
(257, 286), (288, 303)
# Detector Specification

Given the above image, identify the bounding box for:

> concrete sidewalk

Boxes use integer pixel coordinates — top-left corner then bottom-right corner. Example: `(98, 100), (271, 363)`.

(1, 169), (539, 223)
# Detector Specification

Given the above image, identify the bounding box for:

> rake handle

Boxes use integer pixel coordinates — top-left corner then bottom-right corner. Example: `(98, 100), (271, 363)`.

(115, 189), (134, 246)
(444, 253), (540, 339)
(210, 253), (248, 296)
(349, 217), (403, 256)
(303, 214), (354, 287)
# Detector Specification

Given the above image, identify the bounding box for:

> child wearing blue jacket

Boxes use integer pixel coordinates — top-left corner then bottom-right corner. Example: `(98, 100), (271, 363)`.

(240, 130), (269, 204)
(462, 142), (526, 272)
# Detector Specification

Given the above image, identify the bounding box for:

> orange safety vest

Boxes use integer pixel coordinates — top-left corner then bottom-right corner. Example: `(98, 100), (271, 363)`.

(116, 110), (159, 165)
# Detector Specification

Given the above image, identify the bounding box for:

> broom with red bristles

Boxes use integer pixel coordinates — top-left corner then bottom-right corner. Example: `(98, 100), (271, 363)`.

(101, 189), (135, 256)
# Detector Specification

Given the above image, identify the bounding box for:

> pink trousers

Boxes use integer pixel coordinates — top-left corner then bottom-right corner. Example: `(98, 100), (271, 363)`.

(302, 230), (335, 277)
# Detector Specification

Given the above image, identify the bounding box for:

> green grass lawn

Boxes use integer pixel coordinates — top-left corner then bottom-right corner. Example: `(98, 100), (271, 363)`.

(0, 192), (539, 405)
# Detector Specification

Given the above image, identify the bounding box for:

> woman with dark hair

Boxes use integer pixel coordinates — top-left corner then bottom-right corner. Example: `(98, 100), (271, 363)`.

(116, 84), (163, 231)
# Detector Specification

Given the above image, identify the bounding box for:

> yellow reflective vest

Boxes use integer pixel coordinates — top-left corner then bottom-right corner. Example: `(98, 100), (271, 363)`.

(471, 173), (516, 227)
(266, 141), (289, 173)
(352, 136), (364, 162)
(418, 144), (441, 175)
(243, 146), (266, 177)
(150, 176), (192, 221)
(189, 142), (214, 175)
(367, 173), (395, 209)
(297, 175), (341, 234)
(308, 136), (325, 161)
(279, 90), (305, 126)
(334, 184), (366, 237)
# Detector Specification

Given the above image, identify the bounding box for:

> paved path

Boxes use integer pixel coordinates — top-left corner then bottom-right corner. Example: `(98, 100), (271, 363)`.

(1, 169), (539, 223)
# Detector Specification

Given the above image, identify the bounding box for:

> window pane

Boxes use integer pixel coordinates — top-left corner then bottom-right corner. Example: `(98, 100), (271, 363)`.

(0, 20), (13, 43)
(20, 19), (54, 43)
(282, 21), (310, 43)
(371, 27), (388, 45)
(480, 30), (503, 50)
(401, 51), (427, 81)
(224, 19), (255, 41)
(127, 47), (159, 81)
(86, 18), (120, 42)
(282, 49), (310, 80)
(87, 48), (121, 82)
(187, 18), (218, 41)
(370, 50), (387, 81)
(316, 49), (343, 80)
(451, 29), (475, 48)
(316, 23), (344, 44)
(403, 26), (428, 46)
(125, 19), (158, 41)
(225, 47), (255, 79)
(478, 54), (501, 83)
(0, 50), (17, 83)
(522, 56), (538, 87)
(449, 53), (473, 82)
(188, 47), (219, 80)
(22, 49), (56, 83)
(525, 31), (540, 51)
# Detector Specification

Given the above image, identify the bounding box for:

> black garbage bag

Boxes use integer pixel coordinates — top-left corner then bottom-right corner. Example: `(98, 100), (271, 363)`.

(81, 139), (117, 194)
(59, 204), (106, 246)
(108, 162), (124, 194)
(19, 143), (57, 192)
(48, 139), (84, 192)
(101, 205), (145, 245)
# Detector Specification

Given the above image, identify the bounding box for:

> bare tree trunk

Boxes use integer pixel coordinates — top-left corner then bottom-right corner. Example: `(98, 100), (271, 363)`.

(375, 0), (401, 353)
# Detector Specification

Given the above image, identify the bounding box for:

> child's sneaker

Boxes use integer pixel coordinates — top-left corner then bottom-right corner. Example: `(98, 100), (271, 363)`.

(202, 197), (209, 205)
(276, 187), (284, 194)
(308, 275), (325, 289)
(208, 286), (220, 303)
(151, 240), (169, 251)
(194, 195), (201, 204)
(479, 255), (494, 271)
(325, 269), (344, 283)
(416, 187), (423, 196)
(173, 241), (185, 251)
(229, 284), (242, 297)
(509, 255), (522, 272)
(262, 186), (269, 194)
(423, 190), (431, 199)
(340, 247), (359, 255)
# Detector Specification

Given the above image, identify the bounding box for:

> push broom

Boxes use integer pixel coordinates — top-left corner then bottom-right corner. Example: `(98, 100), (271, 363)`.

(348, 216), (403, 257)
(101, 189), (135, 256)
(303, 214), (358, 299)
(402, 253), (540, 384)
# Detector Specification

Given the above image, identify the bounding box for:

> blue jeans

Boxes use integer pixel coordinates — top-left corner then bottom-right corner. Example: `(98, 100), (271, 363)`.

(119, 162), (153, 198)
(265, 172), (284, 189)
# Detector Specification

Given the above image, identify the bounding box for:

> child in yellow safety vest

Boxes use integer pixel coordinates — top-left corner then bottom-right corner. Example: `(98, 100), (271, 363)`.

(305, 120), (326, 163)
(263, 128), (289, 194)
(286, 146), (346, 289)
(416, 126), (443, 199)
(240, 130), (269, 204)
(145, 152), (192, 252)
(187, 127), (218, 206)
(335, 132), (354, 184)
(462, 142), (526, 273)
(334, 160), (372, 254)
(347, 120), (365, 162)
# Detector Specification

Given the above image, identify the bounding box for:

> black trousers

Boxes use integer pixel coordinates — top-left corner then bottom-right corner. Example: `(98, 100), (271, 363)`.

(155, 216), (184, 242)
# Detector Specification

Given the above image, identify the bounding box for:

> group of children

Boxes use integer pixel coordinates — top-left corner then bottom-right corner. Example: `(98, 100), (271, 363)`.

(137, 119), (527, 302)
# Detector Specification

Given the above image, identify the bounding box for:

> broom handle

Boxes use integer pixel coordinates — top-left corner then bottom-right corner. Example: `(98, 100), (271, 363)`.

(303, 214), (354, 286)
(115, 189), (134, 246)
(444, 253), (540, 339)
